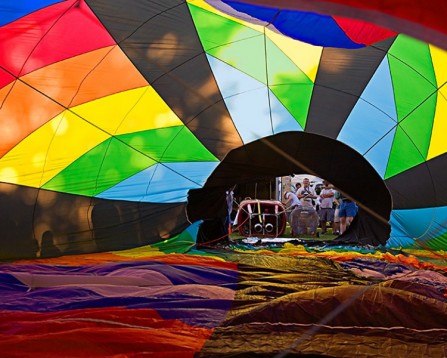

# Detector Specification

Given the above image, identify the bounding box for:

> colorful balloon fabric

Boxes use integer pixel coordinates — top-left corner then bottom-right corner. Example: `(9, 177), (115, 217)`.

(1, 1), (447, 356)
(1, 239), (446, 357)
(1, 0), (447, 258)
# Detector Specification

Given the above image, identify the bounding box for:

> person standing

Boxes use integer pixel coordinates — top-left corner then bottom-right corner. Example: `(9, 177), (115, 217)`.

(295, 178), (319, 237)
(284, 189), (301, 212)
(296, 178), (317, 207)
(318, 181), (335, 235)
(332, 189), (342, 235)
(338, 192), (358, 234)
(283, 188), (301, 232)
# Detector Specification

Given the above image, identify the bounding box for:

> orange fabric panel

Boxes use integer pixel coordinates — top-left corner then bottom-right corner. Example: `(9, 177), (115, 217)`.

(0, 46), (149, 158)
(24, 45), (149, 109)
(0, 81), (63, 157)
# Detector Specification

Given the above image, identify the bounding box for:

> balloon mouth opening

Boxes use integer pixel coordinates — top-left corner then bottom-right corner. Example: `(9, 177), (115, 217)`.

(190, 132), (391, 249)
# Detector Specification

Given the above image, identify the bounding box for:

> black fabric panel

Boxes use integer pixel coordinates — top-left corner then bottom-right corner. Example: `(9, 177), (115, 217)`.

(90, 198), (189, 253)
(187, 131), (391, 246)
(306, 37), (395, 137)
(330, 208), (389, 246)
(0, 183), (189, 261)
(85, 0), (243, 159)
(0, 183), (38, 261)
(385, 153), (447, 209)
(187, 187), (229, 223)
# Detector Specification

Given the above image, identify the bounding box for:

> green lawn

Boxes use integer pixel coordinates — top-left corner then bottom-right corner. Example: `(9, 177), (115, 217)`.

(230, 223), (338, 242)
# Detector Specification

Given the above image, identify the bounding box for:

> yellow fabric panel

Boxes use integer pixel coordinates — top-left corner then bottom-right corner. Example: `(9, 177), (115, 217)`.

(0, 110), (109, 187)
(70, 86), (183, 135)
(187, 0), (264, 33)
(266, 27), (322, 83)
(187, 0), (321, 83)
(427, 44), (447, 160)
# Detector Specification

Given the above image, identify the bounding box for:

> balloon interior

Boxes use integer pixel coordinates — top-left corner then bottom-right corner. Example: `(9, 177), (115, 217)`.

(1, 1), (447, 357)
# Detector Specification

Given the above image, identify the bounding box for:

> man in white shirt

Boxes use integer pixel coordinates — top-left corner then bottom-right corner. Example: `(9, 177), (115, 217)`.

(296, 178), (317, 207)
(318, 181), (335, 234)
(283, 188), (301, 229)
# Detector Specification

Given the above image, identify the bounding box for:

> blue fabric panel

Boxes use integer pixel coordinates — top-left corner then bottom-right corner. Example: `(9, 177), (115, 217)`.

(0, 0), (63, 26)
(208, 54), (301, 144)
(97, 162), (218, 203)
(387, 206), (447, 248)
(338, 57), (398, 178)
(222, 0), (362, 48)
(364, 130), (395, 179)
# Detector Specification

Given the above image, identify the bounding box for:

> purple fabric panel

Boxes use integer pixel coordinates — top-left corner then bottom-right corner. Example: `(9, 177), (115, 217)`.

(0, 260), (238, 328)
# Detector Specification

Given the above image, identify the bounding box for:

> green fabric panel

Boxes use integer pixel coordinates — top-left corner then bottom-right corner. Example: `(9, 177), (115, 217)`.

(385, 127), (425, 179)
(152, 232), (194, 254)
(43, 138), (156, 196)
(399, 96), (436, 157)
(388, 35), (436, 162)
(410, 233), (447, 251)
(269, 84), (311, 129)
(117, 125), (218, 163)
(189, 3), (267, 83)
(266, 38), (313, 128)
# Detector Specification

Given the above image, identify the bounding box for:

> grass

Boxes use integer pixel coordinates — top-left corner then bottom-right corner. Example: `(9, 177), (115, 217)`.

(229, 223), (338, 242)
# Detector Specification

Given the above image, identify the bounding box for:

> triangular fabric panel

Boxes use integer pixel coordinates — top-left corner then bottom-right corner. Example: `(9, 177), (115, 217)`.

(86, 0), (242, 159)
(24, 46), (148, 109)
(71, 86), (182, 136)
(338, 56), (397, 159)
(190, 2), (267, 84)
(384, 125), (426, 179)
(265, 39), (314, 129)
(43, 137), (156, 196)
(0, 110), (111, 188)
(97, 162), (219, 203)
(207, 55), (302, 144)
(117, 126), (218, 163)
(306, 37), (395, 137)
(385, 152), (447, 209)
(427, 44), (447, 160)
(192, 3), (314, 130)
(0, 81), (65, 157)
(363, 130), (396, 179)
(265, 28), (322, 83)
(0, 0), (115, 86)
(386, 35), (437, 175)
(388, 35), (437, 122)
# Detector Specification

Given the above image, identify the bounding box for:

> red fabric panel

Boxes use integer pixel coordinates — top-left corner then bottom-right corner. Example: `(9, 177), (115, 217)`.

(14, 252), (239, 270)
(0, 0), (115, 88)
(333, 16), (397, 45)
(240, 0), (447, 49)
(0, 308), (212, 357)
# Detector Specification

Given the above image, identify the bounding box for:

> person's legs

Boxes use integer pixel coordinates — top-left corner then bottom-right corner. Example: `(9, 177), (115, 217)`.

(319, 208), (328, 234)
(344, 202), (358, 232)
(340, 216), (347, 234)
(326, 208), (334, 235)
(333, 208), (340, 234)
(346, 216), (353, 227)
(340, 202), (357, 233)
(338, 203), (347, 234)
